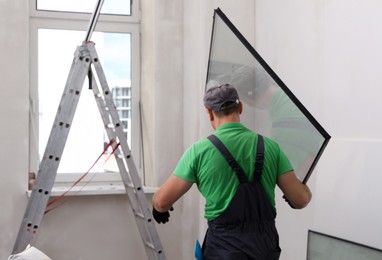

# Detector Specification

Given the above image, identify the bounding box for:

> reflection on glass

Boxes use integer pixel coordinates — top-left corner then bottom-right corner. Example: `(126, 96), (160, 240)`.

(206, 9), (330, 183)
(307, 230), (382, 259)
(38, 29), (131, 174)
(37, 0), (131, 16)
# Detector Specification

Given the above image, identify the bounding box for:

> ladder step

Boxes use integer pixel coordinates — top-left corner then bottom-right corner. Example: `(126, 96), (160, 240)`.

(144, 241), (155, 250)
(125, 182), (135, 189)
(135, 211), (145, 219)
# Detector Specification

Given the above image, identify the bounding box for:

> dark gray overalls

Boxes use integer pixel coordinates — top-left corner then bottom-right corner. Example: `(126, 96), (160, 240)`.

(203, 134), (281, 260)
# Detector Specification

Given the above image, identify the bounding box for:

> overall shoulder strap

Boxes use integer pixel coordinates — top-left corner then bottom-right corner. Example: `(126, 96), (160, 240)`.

(253, 135), (264, 182)
(207, 134), (265, 183)
(207, 134), (248, 183)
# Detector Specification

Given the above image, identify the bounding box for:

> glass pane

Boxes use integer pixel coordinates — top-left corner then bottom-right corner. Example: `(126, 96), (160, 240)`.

(38, 29), (131, 173)
(307, 230), (382, 260)
(206, 9), (331, 183)
(37, 0), (131, 16)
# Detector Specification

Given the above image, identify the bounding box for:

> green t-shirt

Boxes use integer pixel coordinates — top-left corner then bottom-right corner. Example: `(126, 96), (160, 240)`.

(173, 122), (293, 220)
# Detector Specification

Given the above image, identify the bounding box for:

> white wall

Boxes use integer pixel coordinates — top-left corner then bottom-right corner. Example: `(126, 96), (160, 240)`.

(252, 0), (382, 259)
(313, 0), (382, 250)
(0, 0), (30, 257)
(1, 0), (382, 259)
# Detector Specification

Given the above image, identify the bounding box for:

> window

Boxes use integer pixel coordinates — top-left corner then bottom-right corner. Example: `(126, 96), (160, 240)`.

(29, 0), (142, 194)
(206, 9), (330, 184)
(36, 0), (131, 15)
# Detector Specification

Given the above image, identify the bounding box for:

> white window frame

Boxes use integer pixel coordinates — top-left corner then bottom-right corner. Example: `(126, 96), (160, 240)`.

(28, 1), (146, 195)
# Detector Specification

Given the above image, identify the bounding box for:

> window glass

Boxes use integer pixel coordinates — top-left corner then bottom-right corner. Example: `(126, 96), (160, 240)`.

(206, 9), (331, 183)
(37, 0), (131, 15)
(307, 230), (382, 259)
(38, 29), (132, 173)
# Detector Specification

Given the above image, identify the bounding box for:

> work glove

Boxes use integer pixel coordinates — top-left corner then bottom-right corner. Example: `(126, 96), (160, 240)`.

(152, 206), (174, 224)
(282, 195), (297, 209)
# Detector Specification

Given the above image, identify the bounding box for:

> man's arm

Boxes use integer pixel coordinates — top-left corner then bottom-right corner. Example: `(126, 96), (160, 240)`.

(277, 170), (312, 209)
(152, 174), (193, 212)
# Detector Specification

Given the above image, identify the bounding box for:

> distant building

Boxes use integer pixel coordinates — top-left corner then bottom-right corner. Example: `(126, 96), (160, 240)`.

(111, 82), (132, 144)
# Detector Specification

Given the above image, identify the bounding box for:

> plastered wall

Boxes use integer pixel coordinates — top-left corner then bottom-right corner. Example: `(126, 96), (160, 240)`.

(0, 0), (30, 257)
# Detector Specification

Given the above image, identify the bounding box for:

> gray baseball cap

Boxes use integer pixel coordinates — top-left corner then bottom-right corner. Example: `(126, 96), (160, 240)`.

(203, 83), (240, 112)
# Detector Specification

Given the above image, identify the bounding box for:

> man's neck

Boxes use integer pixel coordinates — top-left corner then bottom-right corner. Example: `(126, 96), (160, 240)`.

(213, 113), (240, 129)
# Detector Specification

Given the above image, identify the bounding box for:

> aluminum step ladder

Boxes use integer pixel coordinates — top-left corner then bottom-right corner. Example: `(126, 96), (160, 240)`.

(11, 1), (166, 259)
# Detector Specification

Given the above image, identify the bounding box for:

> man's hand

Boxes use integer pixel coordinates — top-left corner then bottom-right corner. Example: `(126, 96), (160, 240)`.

(152, 207), (174, 224)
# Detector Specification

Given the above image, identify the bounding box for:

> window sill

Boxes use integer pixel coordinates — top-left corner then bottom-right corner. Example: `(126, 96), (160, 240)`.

(27, 184), (158, 197)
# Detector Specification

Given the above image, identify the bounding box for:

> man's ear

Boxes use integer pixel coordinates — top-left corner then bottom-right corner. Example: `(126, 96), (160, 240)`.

(239, 101), (243, 114)
(206, 108), (214, 121)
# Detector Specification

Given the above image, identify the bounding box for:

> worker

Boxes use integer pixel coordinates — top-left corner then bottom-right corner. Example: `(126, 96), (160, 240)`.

(152, 83), (312, 259)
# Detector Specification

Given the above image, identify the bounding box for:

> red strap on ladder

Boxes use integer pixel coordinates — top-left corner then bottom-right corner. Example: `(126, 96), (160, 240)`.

(44, 139), (119, 214)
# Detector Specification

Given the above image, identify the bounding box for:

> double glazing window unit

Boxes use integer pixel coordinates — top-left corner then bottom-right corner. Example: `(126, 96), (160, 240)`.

(206, 9), (330, 183)
(29, 0), (142, 194)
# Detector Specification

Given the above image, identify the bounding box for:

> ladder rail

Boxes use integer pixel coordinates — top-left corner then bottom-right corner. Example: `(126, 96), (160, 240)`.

(89, 45), (148, 200)
(90, 72), (135, 193)
(12, 45), (92, 254)
(88, 45), (166, 259)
